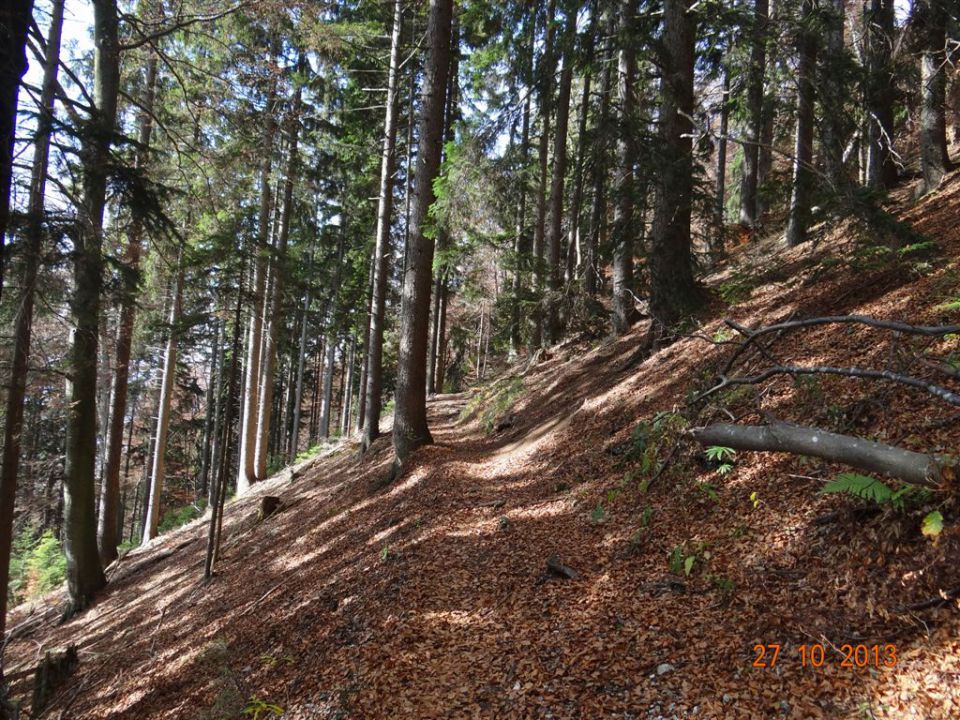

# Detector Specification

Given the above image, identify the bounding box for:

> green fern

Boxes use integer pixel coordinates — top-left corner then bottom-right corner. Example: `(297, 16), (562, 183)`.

(705, 446), (735, 463)
(819, 473), (894, 504)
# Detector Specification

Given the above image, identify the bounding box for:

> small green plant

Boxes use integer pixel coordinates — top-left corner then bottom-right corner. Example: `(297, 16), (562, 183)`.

(749, 491), (761, 510)
(711, 575), (735, 594)
(640, 505), (653, 528)
(606, 488), (621, 504)
(705, 446), (735, 476)
(259, 654), (294, 667)
(668, 546), (695, 576)
(242, 696), (284, 719)
(818, 473), (926, 510)
(712, 327), (734, 343)
(935, 297), (960, 313)
(157, 499), (207, 534)
(294, 444), (323, 463)
(897, 240), (938, 257)
(697, 482), (720, 502)
(380, 545), (391, 562)
(668, 546), (685, 575)
(921, 511), (944, 540)
(591, 503), (606, 523)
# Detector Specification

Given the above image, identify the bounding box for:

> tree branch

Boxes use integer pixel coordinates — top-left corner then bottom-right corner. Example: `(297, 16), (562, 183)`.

(689, 421), (944, 486)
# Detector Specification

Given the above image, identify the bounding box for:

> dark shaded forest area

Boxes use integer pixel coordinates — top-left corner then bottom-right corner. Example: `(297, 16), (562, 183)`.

(1, 0), (959, 717)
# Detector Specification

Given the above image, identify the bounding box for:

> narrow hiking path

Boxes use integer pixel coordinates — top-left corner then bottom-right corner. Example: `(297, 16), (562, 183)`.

(8, 331), (958, 719)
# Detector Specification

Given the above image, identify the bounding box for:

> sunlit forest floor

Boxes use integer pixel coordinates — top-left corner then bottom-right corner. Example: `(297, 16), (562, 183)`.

(6, 173), (960, 719)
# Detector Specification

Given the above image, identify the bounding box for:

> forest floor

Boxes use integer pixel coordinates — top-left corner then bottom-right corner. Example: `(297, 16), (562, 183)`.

(7, 174), (960, 719)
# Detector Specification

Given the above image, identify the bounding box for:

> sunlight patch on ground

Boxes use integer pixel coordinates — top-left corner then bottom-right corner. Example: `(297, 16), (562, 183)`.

(506, 498), (570, 522)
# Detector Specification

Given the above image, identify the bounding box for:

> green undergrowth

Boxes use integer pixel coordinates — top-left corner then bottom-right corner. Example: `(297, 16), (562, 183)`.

(7, 527), (67, 607)
(459, 375), (525, 433)
(158, 498), (208, 535)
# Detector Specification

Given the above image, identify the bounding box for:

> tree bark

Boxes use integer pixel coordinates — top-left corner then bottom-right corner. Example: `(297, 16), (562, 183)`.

(392, 0), (453, 470)
(254, 74), (302, 479)
(649, 0), (700, 328)
(98, 46), (158, 566)
(918, 0), (950, 196)
(864, 0), (898, 189)
(0, 0), (34, 300)
(739, 0), (768, 228)
(585, 6), (615, 296)
(785, 0), (818, 247)
(237, 77), (277, 495)
(63, 0), (119, 614)
(319, 335), (337, 440)
(361, 0), (403, 452)
(611, 0), (639, 336)
(510, 15), (536, 355)
(0, 0), (61, 678)
(545, 6), (576, 344)
(205, 262), (244, 580)
(530, 0), (557, 351)
(340, 334), (356, 435)
(142, 253), (184, 544)
(288, 249), (314, 461)
(690, 422), (944, 486)
(566, 5), (596, 286)
(713, 67), (729, 253)
(819, 0), (846, 187)
(360, 0), (403, 452)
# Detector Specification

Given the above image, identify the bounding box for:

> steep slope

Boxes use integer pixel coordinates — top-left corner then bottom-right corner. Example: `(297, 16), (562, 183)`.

(6, 175), (960, 719)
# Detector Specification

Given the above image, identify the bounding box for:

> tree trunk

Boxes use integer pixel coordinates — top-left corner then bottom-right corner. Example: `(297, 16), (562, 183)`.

(713, 67), (729, 253)
(545, 8), (576, 344)
(585, 6), (615, 296)
(611, 0), (639, 336)
(254, 75), (302, 479)
(98, 46), (158, 566)
(864, 0), (898, 189)
(205, 263), (244, 580)
(510, 15), (536, 355)
(237, 78), (277, 495)
(142, 253), (184, 544)
(0, 0), (61, 676)
(0, 0), (34, 300)
(435, 280), (449, 393)
(785, 0), (818, 247)
(362, 0), (403, 452)
(198, 317), (221, 500)
(739, 0), (768, 228)
(566, 6), (596, 286)
(427, 271), (444, 394)
(918, 0), (950, 196)
(819, 0), (846, 187)
(530, 0), (558, 351)
(340, 335), (356, 435)
(427, 34), (460, 392)
(319, 336), (337, 440)
(392, 0), (454, 470)
(649, 0), (700, 328)
(63, 0), (119, 614)
(288, 250), (314, 461)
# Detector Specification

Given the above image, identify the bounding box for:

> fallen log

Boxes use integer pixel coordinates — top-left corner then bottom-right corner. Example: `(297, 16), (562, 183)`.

(689, 421), (945, 486)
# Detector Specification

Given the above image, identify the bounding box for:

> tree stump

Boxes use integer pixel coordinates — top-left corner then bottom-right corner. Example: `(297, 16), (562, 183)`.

(258, 496), (281, 521)
(31, 645), (78, 715)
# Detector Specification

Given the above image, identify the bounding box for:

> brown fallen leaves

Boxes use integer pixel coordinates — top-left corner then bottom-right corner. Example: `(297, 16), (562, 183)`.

(6, 173), (960, 719)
